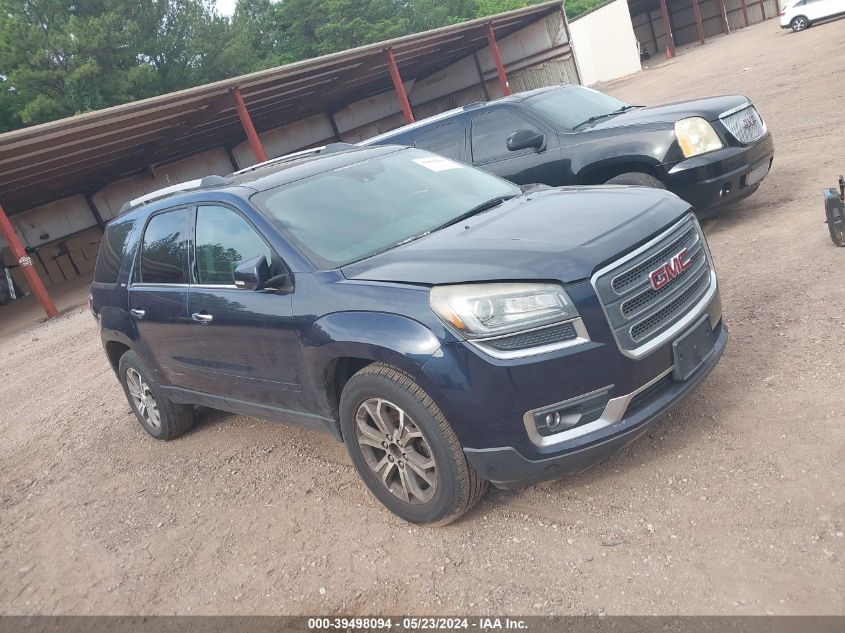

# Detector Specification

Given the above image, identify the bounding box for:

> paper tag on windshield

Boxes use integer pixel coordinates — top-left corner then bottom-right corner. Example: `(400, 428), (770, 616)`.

(412, 156), (463, 172)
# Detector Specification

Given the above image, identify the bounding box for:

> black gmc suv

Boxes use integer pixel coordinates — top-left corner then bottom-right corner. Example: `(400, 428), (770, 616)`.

(362, 84), (774, 213)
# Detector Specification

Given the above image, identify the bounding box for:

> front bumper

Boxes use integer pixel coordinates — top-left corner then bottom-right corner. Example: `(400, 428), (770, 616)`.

(663, 132), (774, 212)
(464, 320), (728, 488)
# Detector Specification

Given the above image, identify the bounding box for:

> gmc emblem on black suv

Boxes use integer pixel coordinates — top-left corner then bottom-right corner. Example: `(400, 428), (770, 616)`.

(649, 248), (693, 290)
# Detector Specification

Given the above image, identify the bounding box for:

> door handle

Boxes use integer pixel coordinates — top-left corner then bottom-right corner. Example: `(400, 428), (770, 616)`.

(129, 308), (145, 319)
(191, 312), (213, 325)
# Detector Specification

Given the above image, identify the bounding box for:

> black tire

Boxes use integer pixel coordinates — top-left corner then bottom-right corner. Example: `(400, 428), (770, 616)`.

(790, 15), (809, 31)
(339, 362), (488, 526)
(827, 208), (845, 247)
(605, 172), (666, 189)
(118, 350), (194, 440)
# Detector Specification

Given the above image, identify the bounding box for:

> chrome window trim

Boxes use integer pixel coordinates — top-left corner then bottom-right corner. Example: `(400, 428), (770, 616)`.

(468, 317), (590, 360)
(591, 214), (718, 359)
(128, 282), (240, 290)
(523, 368), (673, 447)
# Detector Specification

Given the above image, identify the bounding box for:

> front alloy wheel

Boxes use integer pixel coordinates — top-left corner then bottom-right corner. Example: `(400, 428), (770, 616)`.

(339, 362), (488, 525)
(355, 397), (437, 504)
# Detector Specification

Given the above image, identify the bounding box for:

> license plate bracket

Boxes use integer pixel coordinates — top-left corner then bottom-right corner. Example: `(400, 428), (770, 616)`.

(672, 315), (716, 382)
(745, 161), (769, 187)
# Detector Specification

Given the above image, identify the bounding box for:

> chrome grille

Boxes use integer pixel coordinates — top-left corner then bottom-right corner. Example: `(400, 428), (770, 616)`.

(592, 214), (717, 357)
(720, 104), (766, 145)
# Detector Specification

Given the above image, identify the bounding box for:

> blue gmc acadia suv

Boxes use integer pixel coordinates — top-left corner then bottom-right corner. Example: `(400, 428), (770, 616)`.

(91, 144), (727, 525)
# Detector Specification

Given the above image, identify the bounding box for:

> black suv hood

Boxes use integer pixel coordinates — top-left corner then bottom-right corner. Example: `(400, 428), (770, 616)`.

(341, 187), (691, 285)
(591, 95), (748, 130)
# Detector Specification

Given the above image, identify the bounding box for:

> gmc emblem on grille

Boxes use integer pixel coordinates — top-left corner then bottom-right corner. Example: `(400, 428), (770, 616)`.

(649, 248), (692, 290)
(740, 115), (757, 129)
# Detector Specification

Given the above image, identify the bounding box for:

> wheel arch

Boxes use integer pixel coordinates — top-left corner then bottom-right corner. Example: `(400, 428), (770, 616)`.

(577, 159), (664, 185)
(301, 311), (446, 435)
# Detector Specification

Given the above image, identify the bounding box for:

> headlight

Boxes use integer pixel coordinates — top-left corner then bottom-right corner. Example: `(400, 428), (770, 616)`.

(674, 117), (723, 158)
(430, 283), (579, 338)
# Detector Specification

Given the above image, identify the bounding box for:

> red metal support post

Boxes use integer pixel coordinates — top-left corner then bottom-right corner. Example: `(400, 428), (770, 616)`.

(0, 202), (58, 319)
(384, 48), (414, 124)
(740, 0), (750, 26)
(230, 87), (268, 164)
(692, 0), (706, 44)
(484, 23), (511, 97)
(658, 0), (676, 58)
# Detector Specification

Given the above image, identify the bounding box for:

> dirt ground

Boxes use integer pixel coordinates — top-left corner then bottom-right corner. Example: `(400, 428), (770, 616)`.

(1, 20), (843, 616)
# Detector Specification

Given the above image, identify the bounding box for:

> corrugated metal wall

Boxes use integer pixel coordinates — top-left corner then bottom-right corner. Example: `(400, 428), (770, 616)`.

(568, 0), (643, 85)
(632, 0), (778, 53)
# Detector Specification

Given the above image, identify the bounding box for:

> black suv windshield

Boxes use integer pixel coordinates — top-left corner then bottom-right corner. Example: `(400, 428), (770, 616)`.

(526, 86), (631, 130)
(251, 149), (520, 269)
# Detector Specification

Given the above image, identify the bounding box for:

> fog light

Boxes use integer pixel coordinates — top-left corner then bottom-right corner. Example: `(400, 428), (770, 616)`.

(530, 389), (610, 438)
(720, 183), (732, 197)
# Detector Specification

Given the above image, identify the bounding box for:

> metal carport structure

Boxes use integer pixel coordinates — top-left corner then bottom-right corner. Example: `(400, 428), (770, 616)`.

(0, 1), (577, 319)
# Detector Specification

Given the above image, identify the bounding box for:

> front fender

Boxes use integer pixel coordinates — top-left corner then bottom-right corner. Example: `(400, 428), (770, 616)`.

(570, 128), (680, 182)
(300, 311), (444, 418)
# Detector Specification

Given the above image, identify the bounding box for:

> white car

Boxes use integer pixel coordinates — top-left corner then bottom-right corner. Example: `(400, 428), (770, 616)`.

(779, 0), (845, 31)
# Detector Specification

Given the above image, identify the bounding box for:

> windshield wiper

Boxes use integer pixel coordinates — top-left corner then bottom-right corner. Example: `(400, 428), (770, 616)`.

(431, 195), (515, 232)
(380, 195), (516, 253)
(572, 105), (641, 130)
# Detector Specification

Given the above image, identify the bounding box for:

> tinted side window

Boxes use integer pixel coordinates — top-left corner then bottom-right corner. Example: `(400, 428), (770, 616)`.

(94, 218), (135, 283)
(471, 111), (541, 163)
(414, 122), (464, 160)
(195, 205), (272, 285)
(139, 209), (190, 284)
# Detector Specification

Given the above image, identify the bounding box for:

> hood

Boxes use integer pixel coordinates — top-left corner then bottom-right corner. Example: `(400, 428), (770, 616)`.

(341, 187), (691, 285)
(591, 95), (749, 130)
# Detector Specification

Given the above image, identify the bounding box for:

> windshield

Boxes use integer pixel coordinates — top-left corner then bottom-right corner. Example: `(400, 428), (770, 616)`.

(251, 148), (520, 269)
(526, 86), (631, 130)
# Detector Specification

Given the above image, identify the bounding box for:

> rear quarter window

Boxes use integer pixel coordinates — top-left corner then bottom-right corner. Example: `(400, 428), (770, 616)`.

(94, 218), (136, 283)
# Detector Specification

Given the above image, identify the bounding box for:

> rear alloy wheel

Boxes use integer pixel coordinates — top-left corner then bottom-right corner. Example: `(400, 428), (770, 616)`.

(340, 363), (487, 525)
(791, 16), (809, 31)
(125, 368), (161, 431)
(118, 350), (194, 440)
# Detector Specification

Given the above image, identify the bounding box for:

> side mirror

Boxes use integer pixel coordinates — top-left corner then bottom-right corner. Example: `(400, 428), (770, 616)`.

(507, 129), (546, 152)
(233, 255), (270, 290)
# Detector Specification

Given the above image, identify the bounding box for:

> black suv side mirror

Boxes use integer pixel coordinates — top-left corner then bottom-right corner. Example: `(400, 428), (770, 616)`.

(234, 255), (270, 290)
(507, 129), (546, 152)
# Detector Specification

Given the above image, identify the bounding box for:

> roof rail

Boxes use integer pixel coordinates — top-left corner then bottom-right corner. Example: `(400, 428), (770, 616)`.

(117, 174), (236, 216)
(231, 142), (358, 176)
(462, 101), (486, 110)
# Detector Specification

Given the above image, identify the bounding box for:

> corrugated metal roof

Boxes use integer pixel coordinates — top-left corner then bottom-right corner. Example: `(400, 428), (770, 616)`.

(0, 1), (563, 215)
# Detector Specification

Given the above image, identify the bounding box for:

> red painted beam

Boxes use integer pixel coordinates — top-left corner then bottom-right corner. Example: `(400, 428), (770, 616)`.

(740, 0), (750, 26)
(230, 87), (268, 163)
(0, 202), (58, 319)
(484, 23), (511, 97)
(385, 48), (414, 124)
(692, 0), (706, 44)
(658, 0), (676, 58)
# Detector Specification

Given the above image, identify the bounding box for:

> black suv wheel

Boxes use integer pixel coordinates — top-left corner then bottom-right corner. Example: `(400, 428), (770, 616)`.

(339, 363), (487, 525)
(118, 351), (194, 440)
